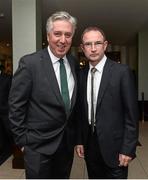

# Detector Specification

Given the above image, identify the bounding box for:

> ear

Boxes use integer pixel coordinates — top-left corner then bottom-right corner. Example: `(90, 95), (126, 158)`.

(80, 44), (84, 51)
(103, 41), (108, 51)
(47, 33), (50, 43)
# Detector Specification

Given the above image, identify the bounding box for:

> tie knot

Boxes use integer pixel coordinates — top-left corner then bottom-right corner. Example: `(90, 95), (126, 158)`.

(59, 58), (64, 64)
(91, 67), (97, 74)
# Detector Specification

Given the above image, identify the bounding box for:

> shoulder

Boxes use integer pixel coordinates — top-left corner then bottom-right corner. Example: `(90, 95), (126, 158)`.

(20, 48), (47, 64)
(17, 49), (49, 72)
(107, 58), (131, 73)
(14, 49), (47, 75)
(67, 53), (80, 71)
(67, 53), (78, 64)
(78, 63), (89, 78)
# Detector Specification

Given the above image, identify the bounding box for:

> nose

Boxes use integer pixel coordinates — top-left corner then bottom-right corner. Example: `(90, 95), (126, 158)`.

(91, 44), (97, 51)
(60, 35), (66, 43)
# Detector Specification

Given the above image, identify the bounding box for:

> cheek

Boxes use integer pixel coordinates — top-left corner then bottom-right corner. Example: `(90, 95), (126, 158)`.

(97, 47), (104, 53)
(84, 51), (90, 58)
(66, 38), (72, 44)
(48, 34), (57, 43)
(48, 38), (58, 48)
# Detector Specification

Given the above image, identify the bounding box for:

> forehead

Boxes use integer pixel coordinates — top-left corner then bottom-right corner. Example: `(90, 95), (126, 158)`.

(52, 20), (73, 32)
(83, 30), (104, 41)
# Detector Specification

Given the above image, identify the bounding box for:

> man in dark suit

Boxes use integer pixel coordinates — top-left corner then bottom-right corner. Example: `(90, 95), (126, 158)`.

(76, 27), (139, 179)
(9, 11), (78, 179)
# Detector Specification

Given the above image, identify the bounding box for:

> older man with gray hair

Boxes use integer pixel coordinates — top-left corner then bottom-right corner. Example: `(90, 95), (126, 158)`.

(9, 11), (78, 179)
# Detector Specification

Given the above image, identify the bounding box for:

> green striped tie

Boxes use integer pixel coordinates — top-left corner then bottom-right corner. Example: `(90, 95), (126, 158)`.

(59, 58), (70, 111)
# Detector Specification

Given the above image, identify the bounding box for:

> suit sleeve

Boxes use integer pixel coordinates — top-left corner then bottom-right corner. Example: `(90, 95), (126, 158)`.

(9, 57), (32, 147)
(75, 70), (84, 145)
(120, 66), (139, 158)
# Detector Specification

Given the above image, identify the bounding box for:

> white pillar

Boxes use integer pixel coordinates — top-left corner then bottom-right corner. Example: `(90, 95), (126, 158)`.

(12, 0), (42, 72)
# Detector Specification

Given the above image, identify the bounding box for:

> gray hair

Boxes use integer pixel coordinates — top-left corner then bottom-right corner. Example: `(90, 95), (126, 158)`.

(46, 11), (77, 35)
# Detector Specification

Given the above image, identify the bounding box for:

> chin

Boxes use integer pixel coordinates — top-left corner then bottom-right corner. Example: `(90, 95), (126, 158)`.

(90, 58), (98, 61)
(58, 49), (66, 53)
(57, 53), (65, 58)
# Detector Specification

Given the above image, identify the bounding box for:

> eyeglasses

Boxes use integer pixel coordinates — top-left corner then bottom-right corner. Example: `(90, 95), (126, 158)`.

(83, 41), (104, 49)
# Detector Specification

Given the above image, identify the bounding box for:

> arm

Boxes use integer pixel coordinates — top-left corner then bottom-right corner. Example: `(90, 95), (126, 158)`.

(119, 66), (139, 163)
(9, 57), (32, 147)
(75, 69), (85, 158)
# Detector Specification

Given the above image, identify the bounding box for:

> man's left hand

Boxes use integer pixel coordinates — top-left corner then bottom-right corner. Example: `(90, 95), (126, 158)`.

(119, 154), (132, 167)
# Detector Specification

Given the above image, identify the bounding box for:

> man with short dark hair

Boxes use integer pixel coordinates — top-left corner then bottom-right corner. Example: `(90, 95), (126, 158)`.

(76, 26), (139, 179)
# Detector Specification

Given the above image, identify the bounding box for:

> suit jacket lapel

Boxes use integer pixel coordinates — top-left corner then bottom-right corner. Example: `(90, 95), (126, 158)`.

(83, 64), (89, 117)
(67, 55), (77, 112)
(41, 48), (64, 106)
(97, 59), (113, 106)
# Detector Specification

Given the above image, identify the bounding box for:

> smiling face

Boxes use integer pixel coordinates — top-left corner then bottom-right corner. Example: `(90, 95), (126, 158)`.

(47, 20), (74, 58)
(81, 30), (108, 66)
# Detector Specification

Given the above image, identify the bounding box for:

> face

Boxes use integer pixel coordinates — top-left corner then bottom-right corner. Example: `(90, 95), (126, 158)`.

(47, 20), (74, 58)
(81, 30), (108, 66)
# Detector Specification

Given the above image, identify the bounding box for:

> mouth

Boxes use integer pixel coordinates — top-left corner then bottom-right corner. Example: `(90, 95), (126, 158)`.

(57, 46), (65, 52)
(90, 54), (98, 57)
(57, 44), (66, 51)
(58, 43), (66, 48)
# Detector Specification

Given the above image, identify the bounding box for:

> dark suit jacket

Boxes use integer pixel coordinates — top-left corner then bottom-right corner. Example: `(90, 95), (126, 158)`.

(9, 48), (78, 155)
(77, 58), (139, 167)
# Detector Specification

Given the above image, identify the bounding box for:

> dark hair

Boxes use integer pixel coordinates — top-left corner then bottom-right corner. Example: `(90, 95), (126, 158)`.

(81, 26), (106, 43)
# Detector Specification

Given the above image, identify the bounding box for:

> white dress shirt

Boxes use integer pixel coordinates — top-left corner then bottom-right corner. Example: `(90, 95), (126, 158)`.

(87, 55), (107, 124)
(47, 46), (75, 101)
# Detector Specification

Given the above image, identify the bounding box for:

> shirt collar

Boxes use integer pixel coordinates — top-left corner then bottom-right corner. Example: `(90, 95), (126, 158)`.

(47, 46), (67, 64)
(89, 55), (107, 73)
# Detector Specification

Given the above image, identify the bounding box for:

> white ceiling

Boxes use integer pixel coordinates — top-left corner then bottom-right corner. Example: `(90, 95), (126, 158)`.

(1, 0), (148, 46)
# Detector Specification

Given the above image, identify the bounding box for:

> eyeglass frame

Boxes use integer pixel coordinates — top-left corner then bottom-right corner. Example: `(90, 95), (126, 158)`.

(82, 41), (106, 49)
